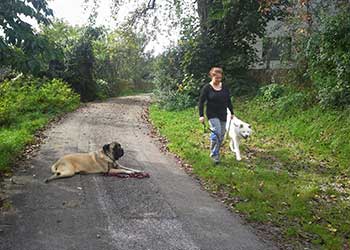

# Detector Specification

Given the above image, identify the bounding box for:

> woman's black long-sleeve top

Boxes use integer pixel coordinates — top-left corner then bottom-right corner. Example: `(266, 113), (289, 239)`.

(198, 83), (234, 122)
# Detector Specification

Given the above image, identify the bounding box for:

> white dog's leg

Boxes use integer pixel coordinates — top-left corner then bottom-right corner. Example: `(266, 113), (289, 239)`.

(229, 139), (235, 152)
(233, 137), (241, 161)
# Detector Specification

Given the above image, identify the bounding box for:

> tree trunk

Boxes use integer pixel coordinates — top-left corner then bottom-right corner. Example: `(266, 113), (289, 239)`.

(197, 0), (212, 35)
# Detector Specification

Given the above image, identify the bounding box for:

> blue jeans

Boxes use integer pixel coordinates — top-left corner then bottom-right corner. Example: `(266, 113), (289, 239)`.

(208, 118), (226, 157)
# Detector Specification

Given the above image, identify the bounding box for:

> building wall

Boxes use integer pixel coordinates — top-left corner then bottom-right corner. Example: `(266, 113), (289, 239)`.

(251, 19), (290, 70)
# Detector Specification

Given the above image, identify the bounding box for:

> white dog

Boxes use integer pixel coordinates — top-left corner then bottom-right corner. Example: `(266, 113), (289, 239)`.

(226, 109), (252, 161)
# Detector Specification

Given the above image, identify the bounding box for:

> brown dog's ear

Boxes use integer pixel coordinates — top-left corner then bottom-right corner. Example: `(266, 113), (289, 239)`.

(103, 144), (109, 154)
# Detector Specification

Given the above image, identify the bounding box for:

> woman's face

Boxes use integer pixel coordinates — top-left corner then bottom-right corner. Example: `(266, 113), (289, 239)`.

(211, 72), (222, 84)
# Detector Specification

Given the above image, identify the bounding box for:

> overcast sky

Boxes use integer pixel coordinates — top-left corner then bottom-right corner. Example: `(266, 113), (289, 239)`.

(47, 0), (180, 54)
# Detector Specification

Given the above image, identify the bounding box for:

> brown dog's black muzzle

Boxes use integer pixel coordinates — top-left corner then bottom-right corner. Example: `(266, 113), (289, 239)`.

(113, 146), (124, 159)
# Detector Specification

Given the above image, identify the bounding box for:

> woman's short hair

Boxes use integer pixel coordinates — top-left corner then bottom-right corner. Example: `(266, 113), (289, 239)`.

(209, 67), (223, 78)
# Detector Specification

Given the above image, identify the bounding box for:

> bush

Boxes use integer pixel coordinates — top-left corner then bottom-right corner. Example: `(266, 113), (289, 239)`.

(154, 88), (195, 111)
(0, 76), (80, 126)
(0, 76), (80, 172)
(0, 105), (11, 126)
(258, 83), (285, 102)
(307, 11), (350, 109)
(230, 76), (259, 97)
(316, 79), (350, 109)
(275, 92), (309, 115)
(256, 83), (316, 117)
(38, 79), (80, 113)
(96, 79), (111, 100)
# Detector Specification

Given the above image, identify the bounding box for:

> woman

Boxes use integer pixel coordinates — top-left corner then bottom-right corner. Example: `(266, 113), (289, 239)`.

(198, 67), (234, 164)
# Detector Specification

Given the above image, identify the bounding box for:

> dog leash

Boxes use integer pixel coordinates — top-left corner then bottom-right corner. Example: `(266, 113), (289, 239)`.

(202, 118), (233, 142)
(202, 122), (222, 144)
(224, 118), (232, 141)
(103, 172), (150, 179)
(103, 153), (150, 179)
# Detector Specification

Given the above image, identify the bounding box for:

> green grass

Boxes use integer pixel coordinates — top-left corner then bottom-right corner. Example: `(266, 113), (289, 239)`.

(0, 115), (50, 172)
(149, 97), (350, 249)
(0, 110), (79, 173)
(117, 88), (152, 97)
(0, 78), (80, 173)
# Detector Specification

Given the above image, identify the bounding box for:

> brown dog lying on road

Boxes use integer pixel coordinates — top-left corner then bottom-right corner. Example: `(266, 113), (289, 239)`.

(45, 142), (141, 183)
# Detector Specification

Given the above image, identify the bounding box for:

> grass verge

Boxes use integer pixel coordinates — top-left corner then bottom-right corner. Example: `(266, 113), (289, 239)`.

(149, 98), (350, 250)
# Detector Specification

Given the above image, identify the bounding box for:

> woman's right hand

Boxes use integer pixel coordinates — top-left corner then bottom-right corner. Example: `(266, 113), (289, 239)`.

(199, 116), (205, 123)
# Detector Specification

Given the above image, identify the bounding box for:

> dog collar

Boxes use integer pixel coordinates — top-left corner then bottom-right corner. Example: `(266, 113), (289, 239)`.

(100, 150), (116, 165)
(101, 151), (117, 172)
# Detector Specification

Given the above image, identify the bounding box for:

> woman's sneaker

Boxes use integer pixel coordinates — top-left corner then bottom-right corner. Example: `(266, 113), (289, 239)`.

(211, 154), (220, 164)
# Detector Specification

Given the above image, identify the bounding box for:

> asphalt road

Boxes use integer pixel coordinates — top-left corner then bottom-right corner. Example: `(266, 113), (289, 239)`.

(0, 95), (276, 250)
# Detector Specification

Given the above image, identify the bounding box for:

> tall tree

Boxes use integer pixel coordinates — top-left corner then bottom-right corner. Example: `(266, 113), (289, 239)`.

(65, 27), (101, 101)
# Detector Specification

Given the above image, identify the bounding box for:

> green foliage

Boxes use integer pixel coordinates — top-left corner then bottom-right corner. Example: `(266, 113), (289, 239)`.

(152, 48), (200, 110)
(95, 79), (111, 100)
(40, 23), (100, 101)
(0, 127), (38, 172)
(257, 84), (317, 118)
(152, 48), (193, 110)
(0, 76), (80, 125)
(40, 21), (82, 79)
(64, 27), (99, 101)
(93, 28), (152, 97)
(153, 48), (183, 92)
(275, 92), (309, 114)
(189, 1), (286, 95)
(0, 0), (56, 74)
(180, 73), (201, 98)
(0, 76), (80, 171)
(37, 79), (80, 113)
(258, 83), (285, 102)
(154, 88), (195, 111)
(40, 21), (152, 100)
(307, 11), (350, 109)
(152, 0), (287, 109)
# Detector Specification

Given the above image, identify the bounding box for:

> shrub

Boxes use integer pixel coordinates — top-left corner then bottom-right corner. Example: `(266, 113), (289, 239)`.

(96, 79), (111, 100)
(275, 92), (309, 115)
(0, 76), (80, 172)
(38, 78), (80, 113)
(154, 88), (195, 111)
(0, 105), (11, 126)
(307, 11), (350, 109)
(0, 76), (80, 127)
(258, 83), (285, 102)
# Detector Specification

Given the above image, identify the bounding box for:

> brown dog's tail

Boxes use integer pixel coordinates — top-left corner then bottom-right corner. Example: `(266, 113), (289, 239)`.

(45, 161), (60, 183)
(51, 161), (60, 173)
